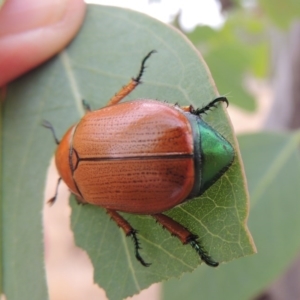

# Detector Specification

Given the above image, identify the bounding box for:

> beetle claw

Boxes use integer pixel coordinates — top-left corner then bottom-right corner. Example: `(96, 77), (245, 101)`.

(188, 237), (219, 267)
(47, 197), (56, 206)
(47, 177), (61, 206)
(134, 50), (157, 83)
(129, 229), (151, 267)
(192, 96), (229, 116)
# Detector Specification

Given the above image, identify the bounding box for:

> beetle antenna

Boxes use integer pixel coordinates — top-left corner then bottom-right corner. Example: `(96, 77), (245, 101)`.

(48, 177), (62, 205)
(130, 229), (151, 267)
(188, 236), (219, 267)
(134, 50), (157, 83)
(193, 96), (229, 116)
(42, 120), (60, 145)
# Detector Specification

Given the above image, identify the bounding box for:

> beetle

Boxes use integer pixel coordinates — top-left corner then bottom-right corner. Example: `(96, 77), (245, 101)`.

(44, 50), (234, 267)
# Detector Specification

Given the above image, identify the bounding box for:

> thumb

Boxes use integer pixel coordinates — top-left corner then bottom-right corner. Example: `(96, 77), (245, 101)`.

(0, 0), (86, 87)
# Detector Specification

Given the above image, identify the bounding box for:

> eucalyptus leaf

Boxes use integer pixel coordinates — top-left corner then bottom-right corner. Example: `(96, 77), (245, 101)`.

(2, 5), (254, 300)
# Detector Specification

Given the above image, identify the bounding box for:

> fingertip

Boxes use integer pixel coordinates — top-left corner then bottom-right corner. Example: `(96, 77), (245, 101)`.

(0, 0), (86, 87)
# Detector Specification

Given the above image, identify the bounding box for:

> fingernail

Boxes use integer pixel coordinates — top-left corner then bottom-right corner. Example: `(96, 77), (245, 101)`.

(0, 0), (71, 36)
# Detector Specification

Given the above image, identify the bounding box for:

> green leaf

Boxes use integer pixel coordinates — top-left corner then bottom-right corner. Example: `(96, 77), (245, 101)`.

(2, 5), (254, 300)
(163, 131), (300, 300)
(3, 83), (49, 299)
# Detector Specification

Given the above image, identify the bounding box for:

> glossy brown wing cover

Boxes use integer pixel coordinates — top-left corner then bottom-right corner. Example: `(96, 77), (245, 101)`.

(71, 100), (196, 214)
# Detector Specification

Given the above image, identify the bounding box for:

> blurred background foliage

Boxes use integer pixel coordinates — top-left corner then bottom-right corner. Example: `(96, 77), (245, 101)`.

(173, 0), (300, 114)
(185, 14), (268, 111)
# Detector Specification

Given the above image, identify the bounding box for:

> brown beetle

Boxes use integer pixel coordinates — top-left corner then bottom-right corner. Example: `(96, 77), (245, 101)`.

(44, 51), (234, 267)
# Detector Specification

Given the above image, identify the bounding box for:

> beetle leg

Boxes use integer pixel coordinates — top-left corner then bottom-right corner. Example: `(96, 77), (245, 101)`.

(42, 120), (60, 145)
(106, 209), (151, 267)
(48, 177), (62, 205)
(192, 96), (229, 116)
(106, 50), (156, 107)
(82, 99), (92, 112)
(152, 213), (219, 267)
